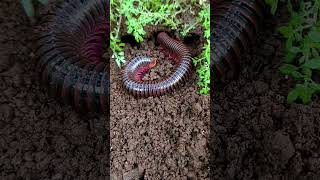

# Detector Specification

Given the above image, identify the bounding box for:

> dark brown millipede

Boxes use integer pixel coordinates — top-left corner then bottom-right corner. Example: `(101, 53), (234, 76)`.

(211, 0), (264, 80)
(36, 0), (109, 113)
(122, 32), (193, 97)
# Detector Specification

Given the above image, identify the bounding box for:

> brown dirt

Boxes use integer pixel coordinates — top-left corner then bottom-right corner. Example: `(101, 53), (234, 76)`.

(210, 6), (320, 180)
(3, 1), (319, 180)
(0, 1), (109, 179)
(110, 33), (210, 179)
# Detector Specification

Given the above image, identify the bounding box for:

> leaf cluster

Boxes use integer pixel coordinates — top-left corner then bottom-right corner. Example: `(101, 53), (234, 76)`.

(273, 0), (320, 104)
(192, 5), (210, 94)
(110, 0), (185, 67)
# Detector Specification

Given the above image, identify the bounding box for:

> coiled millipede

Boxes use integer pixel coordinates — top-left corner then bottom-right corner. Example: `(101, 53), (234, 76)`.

(36, 0), (109, 113)
(211, 0), (264, 80)
(122, 32), (193, 97)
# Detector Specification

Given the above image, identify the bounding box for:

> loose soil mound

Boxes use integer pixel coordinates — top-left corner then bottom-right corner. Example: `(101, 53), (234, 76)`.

(210, 7), (320, 179)
(110, 34), (210, 179)
(0, 1), (109, 179)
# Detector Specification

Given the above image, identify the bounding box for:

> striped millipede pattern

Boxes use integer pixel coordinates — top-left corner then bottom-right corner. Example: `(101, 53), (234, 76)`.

(122, 32), (193, 97)
(36, 0), (109, 113)
(211, 0), (264, 80)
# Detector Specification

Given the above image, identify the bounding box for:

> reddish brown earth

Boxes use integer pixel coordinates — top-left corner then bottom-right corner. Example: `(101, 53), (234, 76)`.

(210, 6), (320, 180)
(110, 32), (210, 179)
(0, 1), (109, 179)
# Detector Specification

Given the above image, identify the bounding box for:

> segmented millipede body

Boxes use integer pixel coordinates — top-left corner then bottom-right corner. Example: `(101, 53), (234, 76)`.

(211, 0), (264, 80)
(122, 32), (192, 97)
(36, 0), (109, 113)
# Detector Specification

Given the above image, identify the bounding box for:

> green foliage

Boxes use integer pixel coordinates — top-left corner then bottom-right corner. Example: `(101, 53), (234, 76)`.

(111, 0), (189, 66)
(110, 0), (126, 66)
(121, 0), (182, 43)
(272, 0), (320, 104)
(192, 5), (210, 94)
(111, 0), (210, 94)
(21, 0), (49, 18)
(265, 0), (279, 14)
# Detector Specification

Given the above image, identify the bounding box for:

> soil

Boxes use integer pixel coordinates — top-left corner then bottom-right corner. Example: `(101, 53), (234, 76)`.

(2, 0), (319, 179)
(110, 32), (210, 179)
(210, 6), (320, 180)
(0, 1), (109, 179)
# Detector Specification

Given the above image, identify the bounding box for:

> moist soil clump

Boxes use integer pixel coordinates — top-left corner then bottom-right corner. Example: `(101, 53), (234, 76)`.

(0, 1), (109, 179)
(110, 31), (210, 179)
(211, 6), (320, 180)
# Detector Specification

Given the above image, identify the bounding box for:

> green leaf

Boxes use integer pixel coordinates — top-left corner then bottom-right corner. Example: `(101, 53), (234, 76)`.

(265, 0), (278, 14)
(285, 37), (293, 50)
(310, 83), (320, 93)
(302, 58), (320, 70)
(289, 46), (301, 54)
(300, 86), (314, 104)
(291, 71), (304, 79)
(284, 51), (297, 63)
(309, 30), (320, 43)
(301, 67), (312, 79)
(279, 26), (293, 38)
(21, 0), (35, 17)
(311, 48), (319, 58)
(287, 84), (314, 104)
(287, 86), (300, 103)
(199, 87), (209, 94)
(37, 0), (49, 5)
(279, 64), (304, 79)
(279, 64), (298, 74)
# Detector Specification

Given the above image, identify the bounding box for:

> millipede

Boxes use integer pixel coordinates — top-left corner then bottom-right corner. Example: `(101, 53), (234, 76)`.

(36, 0), (109, 113)
(122, 32), (193, 97)
(211, 0), (264, 80)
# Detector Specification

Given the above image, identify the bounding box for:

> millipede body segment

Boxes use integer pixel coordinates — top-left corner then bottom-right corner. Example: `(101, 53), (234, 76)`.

(36, 0), (109, 113)
(211, 0), (264, 80)
(122, 32), (192, 97)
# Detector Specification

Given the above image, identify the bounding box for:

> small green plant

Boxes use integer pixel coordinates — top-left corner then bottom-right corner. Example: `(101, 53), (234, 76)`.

(111, 0), (185, 66)
(192, 5), (210, 94)
(110, 0), (126, 66)
(265, 0), (279, 14)
(267, 0), (320, 104)
(21, 0), (49, 18)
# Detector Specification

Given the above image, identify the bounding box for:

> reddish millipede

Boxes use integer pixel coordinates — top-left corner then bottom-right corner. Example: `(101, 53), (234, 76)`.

(36, 0), (109, 112)
(122, 32), (192, 97)
(211, 0), (264, 80)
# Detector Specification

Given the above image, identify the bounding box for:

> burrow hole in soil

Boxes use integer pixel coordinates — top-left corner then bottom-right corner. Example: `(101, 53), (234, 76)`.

(183, 33), (201, 50)
(121, 34), (139, 47)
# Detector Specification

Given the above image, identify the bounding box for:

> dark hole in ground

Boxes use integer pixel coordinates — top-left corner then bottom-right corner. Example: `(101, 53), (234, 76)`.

(121, 34), (139, 47)
(183, 33), (201, 49)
